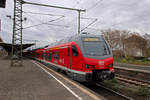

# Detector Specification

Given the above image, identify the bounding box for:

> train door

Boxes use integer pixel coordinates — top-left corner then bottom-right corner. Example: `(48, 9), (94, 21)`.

(49, 51), (52, 62)
(67, 47), (71, 69)
(43, 50), (46, 61)
(70, 45), (81, 70)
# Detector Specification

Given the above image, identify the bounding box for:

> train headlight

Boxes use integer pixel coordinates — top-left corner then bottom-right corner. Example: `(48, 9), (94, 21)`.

(85, 64), (95, 69)
(85, 64), (89, 68)
(108, 64), (113, 67)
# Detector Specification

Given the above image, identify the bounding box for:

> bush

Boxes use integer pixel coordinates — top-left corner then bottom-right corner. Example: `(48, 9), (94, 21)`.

(111, 78), (118, 83)
(137, 86), (150, 96)
(121, 58), (127, 63)
(141, 58), (147, 62)
(114, 57), (121, 62)
(148, 49), (150, 57)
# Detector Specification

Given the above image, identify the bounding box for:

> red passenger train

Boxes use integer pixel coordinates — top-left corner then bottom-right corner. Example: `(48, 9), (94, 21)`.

(27, 33), (115, 82)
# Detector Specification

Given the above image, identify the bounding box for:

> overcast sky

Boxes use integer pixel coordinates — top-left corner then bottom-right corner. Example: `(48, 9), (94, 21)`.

(0, 0), (150, 47)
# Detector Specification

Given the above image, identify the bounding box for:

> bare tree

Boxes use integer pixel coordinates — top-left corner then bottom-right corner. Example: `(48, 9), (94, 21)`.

(124, 33), (147, 57)
(101, 29), (121, 50)
(101, 29), (149, 57)
(143, 33), (150, 48)
(101, 29), (130, 57)
(143, 33), (150, 57)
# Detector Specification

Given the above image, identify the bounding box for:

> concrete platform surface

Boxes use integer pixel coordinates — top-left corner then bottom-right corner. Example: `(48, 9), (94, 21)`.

(0, 57), (104, 100)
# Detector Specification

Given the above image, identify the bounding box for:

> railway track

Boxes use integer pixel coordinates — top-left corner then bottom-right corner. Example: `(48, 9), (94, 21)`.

(38, 60), (134, 100)
(82, 83), (133, 100)
(96, 83), (133, 100)
(116, 74), (150, 88)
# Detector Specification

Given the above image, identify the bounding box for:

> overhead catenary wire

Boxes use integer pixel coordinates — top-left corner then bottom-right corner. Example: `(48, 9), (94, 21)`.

(73, 0), (84, 8)
(23, 11), (65, 24)
(86, 27), (102, 31)
(80, 17), (98, 32)
(87, 0), (104, 12)
(23, 11), (64, 17)
(85, 10), (150, 32)
(23, 11), (69, 29)
(23, 10), (71, 33)
(23, 0), (85, 28)
(22, 1), (86, 12)
(23, 12), (51, 31)
(23, 16), (65, 29)
(109, 15), (150, 28)
(23, 11), (71, 40)
(23, 0), (86, 34)
(84, 0), (149, 30)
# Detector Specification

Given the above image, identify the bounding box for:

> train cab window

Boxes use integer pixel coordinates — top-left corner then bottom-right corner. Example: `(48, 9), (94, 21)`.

(72, 45), (78, 56)
(56, 51), (59, 59)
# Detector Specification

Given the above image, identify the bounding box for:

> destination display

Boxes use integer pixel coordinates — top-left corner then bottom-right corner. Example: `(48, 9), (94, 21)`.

(82, 37), (99, 42)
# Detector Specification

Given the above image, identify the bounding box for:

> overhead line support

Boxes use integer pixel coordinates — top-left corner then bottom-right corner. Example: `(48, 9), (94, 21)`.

(11, 0), (85, 66)
(11, 0), (23, 67)
(22, 0), (86, 34)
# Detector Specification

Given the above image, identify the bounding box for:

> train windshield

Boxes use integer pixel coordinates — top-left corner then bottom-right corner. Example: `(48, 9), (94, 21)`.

(82, 38), (110, 56)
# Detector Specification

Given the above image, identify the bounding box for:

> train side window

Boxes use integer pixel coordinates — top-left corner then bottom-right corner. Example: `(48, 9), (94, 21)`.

(42, 52), (43, 57)
(45, 53), (47, 59)
(43, 53), (46, 59)
(36, 54), (38, 57)
(47, 53), (49, 60)
(46, 53), (49, 60)
(44, 53), (46, 59)
(72, 45), (78, 56)
(56, 51), (59, 59)
(53, 51), (55, 59)
(49, 53), (52, 61)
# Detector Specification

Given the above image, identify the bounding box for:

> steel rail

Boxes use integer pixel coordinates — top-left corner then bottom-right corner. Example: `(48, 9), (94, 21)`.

(96, 83), (133, 100)
(116, 74), (150, 88)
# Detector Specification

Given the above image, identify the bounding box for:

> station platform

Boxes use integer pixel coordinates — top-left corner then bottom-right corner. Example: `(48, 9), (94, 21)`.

(114, 62), (150, 72)
(0, 56), (105, 100)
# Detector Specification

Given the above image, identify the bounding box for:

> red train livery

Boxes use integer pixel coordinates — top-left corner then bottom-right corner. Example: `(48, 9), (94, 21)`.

(27, 33), (115, 82)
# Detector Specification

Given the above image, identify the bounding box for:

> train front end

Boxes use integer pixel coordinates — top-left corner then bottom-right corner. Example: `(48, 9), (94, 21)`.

(79, 34), (115, 82)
